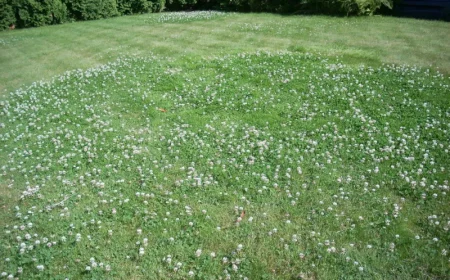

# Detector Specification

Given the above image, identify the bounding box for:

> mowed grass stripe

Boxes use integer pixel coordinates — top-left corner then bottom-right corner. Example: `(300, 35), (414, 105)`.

(1, 13), (450, 94)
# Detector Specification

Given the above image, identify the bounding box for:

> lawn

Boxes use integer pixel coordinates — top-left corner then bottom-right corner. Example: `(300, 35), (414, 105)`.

(0, 11), (450, 279)
(1, 12), (450, 94)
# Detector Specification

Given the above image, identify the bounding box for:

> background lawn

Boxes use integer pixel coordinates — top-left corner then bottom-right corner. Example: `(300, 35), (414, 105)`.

(0, 12), (450, 94)
(0, 11), (449, 280)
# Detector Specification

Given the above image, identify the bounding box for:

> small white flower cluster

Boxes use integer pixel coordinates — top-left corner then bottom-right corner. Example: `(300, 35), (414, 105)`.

(144, 11), (231, 24)
(85, 258), (110, 272)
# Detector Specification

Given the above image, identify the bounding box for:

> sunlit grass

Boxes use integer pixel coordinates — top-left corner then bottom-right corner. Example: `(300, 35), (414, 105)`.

(1, 49), (449, 279)
(1, 10), (450, 280)
(1, 12), (450, 94)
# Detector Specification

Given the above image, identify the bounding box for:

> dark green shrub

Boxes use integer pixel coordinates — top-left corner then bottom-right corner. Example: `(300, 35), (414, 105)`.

(166, 0), (198, 10)
(214, 0), (392, 14)
(355, 0), (393, 15)
(153, 0), (166, 12)
(49, 0), (68, 23)
(299, 0), (393, 15)
(13, 0), (68, 28)
(70, 0), (119, 20)
(117, 0), (153, 15)
(117, 0), (133, 14)
(0, 0), (16, 29)
(2, 0), (396, 31)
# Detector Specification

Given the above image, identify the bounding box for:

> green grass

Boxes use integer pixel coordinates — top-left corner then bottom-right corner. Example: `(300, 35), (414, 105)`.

(1, 11), (450, 280)
(1, 12), (450, 94)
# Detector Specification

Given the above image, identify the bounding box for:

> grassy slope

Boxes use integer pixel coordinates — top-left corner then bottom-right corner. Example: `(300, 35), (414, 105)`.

(1, 51), (449, 279)
(1, 13), (450, 94)
(0, 12), (450, 280)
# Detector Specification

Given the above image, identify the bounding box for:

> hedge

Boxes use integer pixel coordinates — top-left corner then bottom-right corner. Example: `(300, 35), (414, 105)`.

(1, 0), (393, 30)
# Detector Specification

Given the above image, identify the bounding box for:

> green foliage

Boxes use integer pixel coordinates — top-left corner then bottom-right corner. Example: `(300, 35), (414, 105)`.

(117, 0), (152, 15)
(298, 0), (393, 15)
(0, 0), (15, 29)
(154, 0), (166, 12)
(166, 0), (198, 10)
(355, 0), (393, 15)
(70, 0), (119, 20)
(13, 0), (68, 28)
(1, 0), (396, 31)
(49, 0), (68, 23)
(215, 0), (393, 15)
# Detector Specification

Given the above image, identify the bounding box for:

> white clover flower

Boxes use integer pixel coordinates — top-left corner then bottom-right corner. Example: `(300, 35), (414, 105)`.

(36, 265), (44, 271)
(237, 244), (243, 251)
(195, 249), (202, 257)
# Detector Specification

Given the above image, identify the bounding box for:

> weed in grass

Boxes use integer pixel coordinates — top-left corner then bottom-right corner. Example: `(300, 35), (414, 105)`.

(145, 11), (232, 24)
(0, 52), (449, 279)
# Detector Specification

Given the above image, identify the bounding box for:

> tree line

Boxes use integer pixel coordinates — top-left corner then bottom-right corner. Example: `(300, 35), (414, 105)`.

(1, 0), (394, 30)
